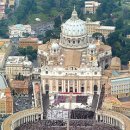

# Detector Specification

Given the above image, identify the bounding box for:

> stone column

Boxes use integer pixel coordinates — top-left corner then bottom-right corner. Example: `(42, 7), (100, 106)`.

(68, 80), (69, 92)
(63, 80), (65, 92)
(102, 116), (104, 122)
(78, 80), (81, 93)
(104, 116), (106, 123)
(95, 113), (98, 121)
(61, 79), (63, 92)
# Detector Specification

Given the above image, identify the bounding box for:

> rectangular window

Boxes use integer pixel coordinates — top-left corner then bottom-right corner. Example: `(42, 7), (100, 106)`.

(58, 86), (62, 92)
(66, 88), (68, 92)
(81, 87), (84, 92)
(70, 87), (73, 92)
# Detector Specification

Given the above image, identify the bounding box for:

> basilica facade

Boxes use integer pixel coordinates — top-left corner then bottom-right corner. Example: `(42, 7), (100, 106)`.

(38, 8), (112, 95)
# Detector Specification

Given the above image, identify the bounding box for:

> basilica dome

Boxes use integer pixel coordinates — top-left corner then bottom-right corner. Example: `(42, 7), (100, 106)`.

(60, 7), (89, 49)
(61, 8), (87, 37)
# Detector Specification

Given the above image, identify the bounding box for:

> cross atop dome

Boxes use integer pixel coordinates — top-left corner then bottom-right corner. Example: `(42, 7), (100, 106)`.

(71, 5), (79, 20)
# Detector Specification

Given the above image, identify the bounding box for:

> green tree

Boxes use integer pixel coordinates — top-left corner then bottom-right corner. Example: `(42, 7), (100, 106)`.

(92, 32), (103, 38)
(18, 46), (37, 61)
(0, 19), (9, 38)
(54, 16), (62, 28)
(107, 31), (120, 46)
(115, 18), (124, 30)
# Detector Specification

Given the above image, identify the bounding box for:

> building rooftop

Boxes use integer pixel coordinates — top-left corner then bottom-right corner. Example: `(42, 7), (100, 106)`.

(112, 70), (120, 77)
(9, 24), (31, 30)
(86, 21), (100, 25)
(11, 80), (29, 88)
(98, 26), (115, 30)
(85, 1), (101, 6)
(19, 37), (39, 42)
(6, 56), (25, 64)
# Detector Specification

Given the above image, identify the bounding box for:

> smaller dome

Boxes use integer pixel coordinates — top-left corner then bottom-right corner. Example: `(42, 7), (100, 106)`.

(51, 43), (59, 50)
(111, 57), (121, 67)
(88, 44), (96, 49)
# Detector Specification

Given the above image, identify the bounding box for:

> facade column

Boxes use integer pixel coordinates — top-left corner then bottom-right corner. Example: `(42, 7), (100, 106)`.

(105, 116), (107, 123)
(62, 79), (63, 92)
(108, 117), (109, 124)
(18, 120), (20, 126)
(104, 116), (106, 123)
(95, 114), (98, 121)
(26, 116), (28, 122)
(68, 80), (69, 92)
(103, 116), (105, 123)
(33, 115), (34, 121)
(115, 120), (117, 126)
(78, 80), (81, 93)
(110, 117), (111, 124)
(112, 118), (114, 126)
(24, 117), (26, 123)
(63, 80), (65, 92)
(21, 118), (23, 124)
(102, 116), (104, 122)
(28, 116), (30, 122)
(100, 115), (102, 122)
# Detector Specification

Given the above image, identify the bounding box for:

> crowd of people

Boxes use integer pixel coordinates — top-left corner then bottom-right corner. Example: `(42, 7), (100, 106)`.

(15, 119), (121, 130)
(70, 109), (94, 119)
(76, 96), (88, 104)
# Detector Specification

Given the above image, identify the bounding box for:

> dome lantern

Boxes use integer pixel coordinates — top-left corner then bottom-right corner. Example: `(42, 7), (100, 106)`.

(71, 6), (78, 20)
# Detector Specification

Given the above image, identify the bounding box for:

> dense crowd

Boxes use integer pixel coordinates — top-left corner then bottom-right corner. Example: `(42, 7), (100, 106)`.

(70, 109), (94, 119)
(15, 119), (121, 130)
(76, 96), (88, 104)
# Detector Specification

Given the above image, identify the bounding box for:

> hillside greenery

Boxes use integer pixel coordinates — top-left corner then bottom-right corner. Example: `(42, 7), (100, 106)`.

(8, 0), (86, 24)
(93, 0), (130, 64)
(1, 0), (130, 64)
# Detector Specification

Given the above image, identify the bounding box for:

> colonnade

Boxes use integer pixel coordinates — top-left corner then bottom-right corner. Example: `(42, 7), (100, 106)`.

(96, 111), (125, 130)
(12, 113), (42, 129)
(2, 109), (129, 130)
(1, 108), (42, 130)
